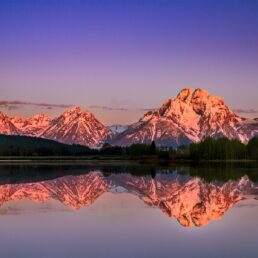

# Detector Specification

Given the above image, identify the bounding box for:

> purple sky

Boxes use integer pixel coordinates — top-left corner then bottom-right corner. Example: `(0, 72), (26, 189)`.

(0, 0), (258, 125)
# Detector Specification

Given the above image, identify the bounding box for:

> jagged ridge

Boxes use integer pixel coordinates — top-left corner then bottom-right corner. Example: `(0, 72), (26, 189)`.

(40, 107), (110, 147)
(110, 88), (258, 146)
(1, 88), (258, 147)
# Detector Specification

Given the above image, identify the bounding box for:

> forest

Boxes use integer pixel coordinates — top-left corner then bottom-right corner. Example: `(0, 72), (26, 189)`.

(0, 134), (257, 160)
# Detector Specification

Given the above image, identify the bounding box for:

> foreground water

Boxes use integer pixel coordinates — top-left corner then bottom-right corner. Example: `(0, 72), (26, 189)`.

(0, 163), (257, 258)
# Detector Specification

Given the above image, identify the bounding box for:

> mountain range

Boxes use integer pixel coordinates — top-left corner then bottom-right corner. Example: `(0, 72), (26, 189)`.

(1, 88), (258, 147)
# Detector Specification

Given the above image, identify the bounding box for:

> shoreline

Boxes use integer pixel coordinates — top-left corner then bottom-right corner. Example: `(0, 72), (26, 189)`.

(0, 156), (257, 165)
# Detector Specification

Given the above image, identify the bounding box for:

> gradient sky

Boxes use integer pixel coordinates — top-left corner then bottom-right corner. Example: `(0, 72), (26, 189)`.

(0, 0), (258, 124)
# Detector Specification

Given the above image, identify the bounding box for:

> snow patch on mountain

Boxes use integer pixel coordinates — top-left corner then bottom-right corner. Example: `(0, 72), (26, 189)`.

(109, 124), (129, 135)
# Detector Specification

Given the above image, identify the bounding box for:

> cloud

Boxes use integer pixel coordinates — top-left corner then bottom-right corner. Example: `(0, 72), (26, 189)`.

(6, 105), (20, 111)
(0, 100), (72, 110)
(88, 105), (158, 112)
(0, 100), (157, 113)
(139, 108), (157, 112)
(233, 108), (258, 114)
(87, 105), (129, 111)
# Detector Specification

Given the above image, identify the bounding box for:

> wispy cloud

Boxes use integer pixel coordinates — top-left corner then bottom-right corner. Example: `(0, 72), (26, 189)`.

(233, 108), (258, 114)
(139, 108), (157, 112)
(0, 100), (157, 113)
(87, 105), (129, 111)
(0, 100), (72, 111)
(88, 105), (157, 112)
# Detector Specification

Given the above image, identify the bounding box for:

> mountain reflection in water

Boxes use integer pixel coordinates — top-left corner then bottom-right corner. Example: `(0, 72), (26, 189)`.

(0, 170), (257, 228)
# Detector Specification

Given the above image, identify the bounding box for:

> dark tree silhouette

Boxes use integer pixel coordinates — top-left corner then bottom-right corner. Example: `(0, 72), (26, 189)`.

(149, 141), (157, 155)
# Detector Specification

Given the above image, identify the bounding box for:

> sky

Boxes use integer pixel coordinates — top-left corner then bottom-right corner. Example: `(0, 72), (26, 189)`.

(0, 0), (258, 125)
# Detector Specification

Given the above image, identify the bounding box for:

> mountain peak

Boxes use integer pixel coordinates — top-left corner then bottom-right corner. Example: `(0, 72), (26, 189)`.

(193, 88), (210, 96)
(10, 113), (51, 137)
(177, 88), (212, 103)
(177, 88), (195, 101)
(66, 106), (83, 113)
(110, 87), (257, 146)
(31, 113), (50, 119)
(64, 106), (94, 117)
(0, 111), (7, 118)
(0, 111), (20, 135)
(42, 106), (110, 147)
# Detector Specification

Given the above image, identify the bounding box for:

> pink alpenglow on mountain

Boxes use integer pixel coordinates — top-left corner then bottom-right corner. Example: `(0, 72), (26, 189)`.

(41, 106), (111, 147)
(11, 114), (51, 137)
(0, 88), (257, 147)
(0, 112), (20, 135)
(110, 88), (258, 146)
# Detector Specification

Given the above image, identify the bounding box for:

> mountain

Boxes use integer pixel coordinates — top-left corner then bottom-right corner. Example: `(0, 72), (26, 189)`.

(0, 112), (51, 137)
(0, 107), (110, 147)
(11, 114), (51, 137)
(110, 88), (258, 146)
(0, 112), (20, 135)
(41, 106), (110, 147)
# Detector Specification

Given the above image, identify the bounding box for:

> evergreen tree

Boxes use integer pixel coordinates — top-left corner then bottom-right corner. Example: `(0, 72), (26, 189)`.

(247, 137), (258, 160)
(149, 141), (157, 155)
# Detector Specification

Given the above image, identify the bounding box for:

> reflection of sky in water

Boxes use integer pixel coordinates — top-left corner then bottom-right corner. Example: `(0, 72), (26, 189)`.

(0, 172), (257, 258)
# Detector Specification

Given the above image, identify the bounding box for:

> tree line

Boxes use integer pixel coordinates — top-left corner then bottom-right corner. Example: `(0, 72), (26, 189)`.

(0, 134), (257, 160)
(189, 137), (258, 160)
(99, 137), (258, 161)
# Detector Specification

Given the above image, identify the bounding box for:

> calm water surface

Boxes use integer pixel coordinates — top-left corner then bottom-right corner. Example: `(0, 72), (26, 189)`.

(0, 164), (257, 258)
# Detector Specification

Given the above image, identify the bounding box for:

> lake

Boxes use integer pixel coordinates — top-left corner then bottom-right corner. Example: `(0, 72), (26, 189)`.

(0, 163), (257, 258)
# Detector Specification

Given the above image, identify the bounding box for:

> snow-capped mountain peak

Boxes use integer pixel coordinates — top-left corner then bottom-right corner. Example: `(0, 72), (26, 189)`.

(41, 106), (110, 147)
(11, 114), (51, 137)
(0, 112), (20, 135)
(177, 87), (195, 102)
(110, 88), (258, 146)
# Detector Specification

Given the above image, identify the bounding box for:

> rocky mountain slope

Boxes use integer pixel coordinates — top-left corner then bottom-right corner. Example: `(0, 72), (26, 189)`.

(110, 88), (258, 146)
(108, 124), (129, 135)
(0, 112), (20, 135)
(41, 107), (110, 147)
(0, 88), (257, 147)
(11, 114), (51, 136)
(0, 107), (110, 147)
